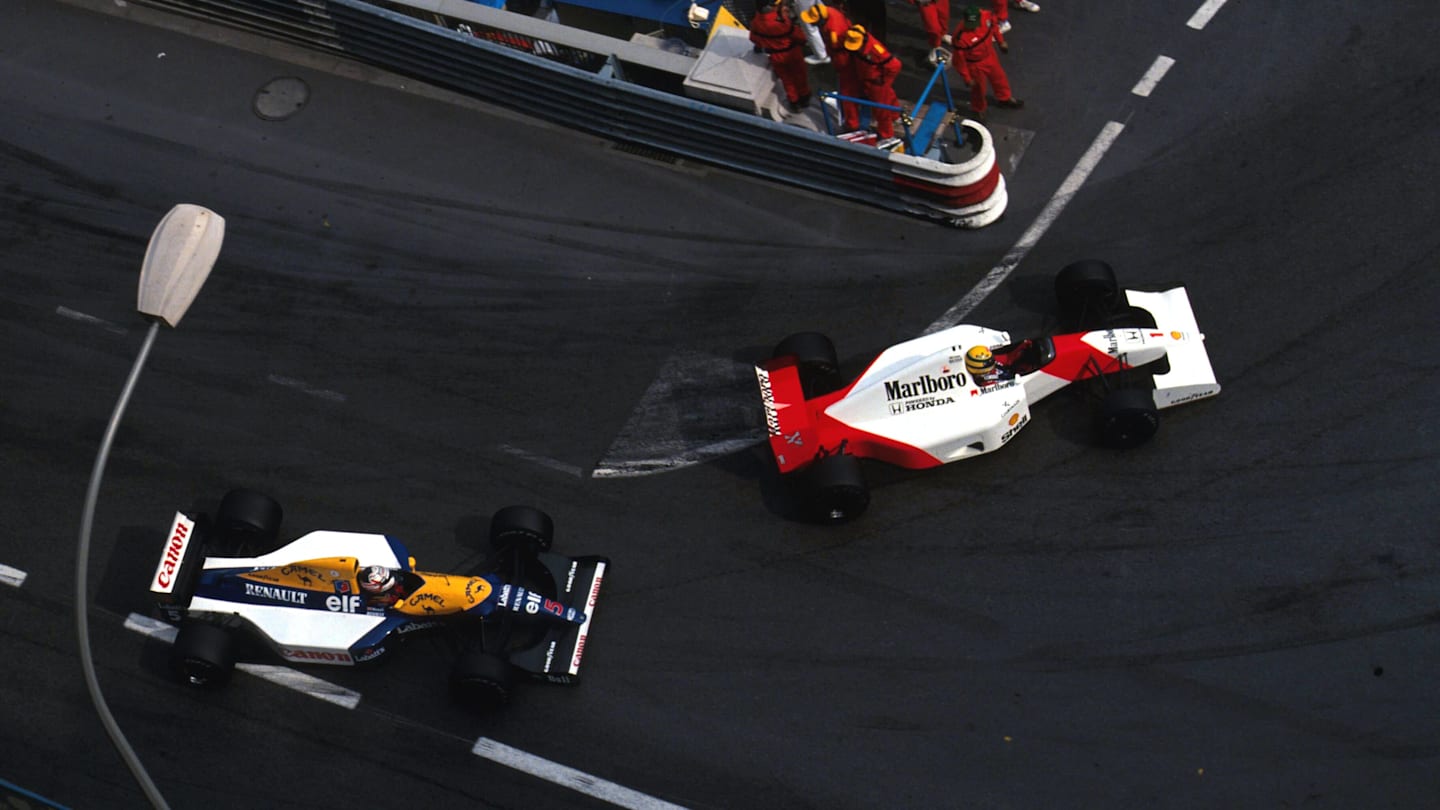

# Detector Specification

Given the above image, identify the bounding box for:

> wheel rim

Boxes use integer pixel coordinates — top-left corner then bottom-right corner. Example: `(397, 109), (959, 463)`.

(819, 486), (868, 522)
(182, 659), (217, 686)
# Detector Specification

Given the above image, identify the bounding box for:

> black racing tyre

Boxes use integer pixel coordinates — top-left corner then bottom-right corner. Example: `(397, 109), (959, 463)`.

(170, 620), (236, 689)
(1055, 260), (1120, 329)
(1099, 304), (1157, 330)
(215, 489), (283, 554)
(450, 650), (516, 710)
(774, 332), (841, 397)
(1098, 388), (1161, 449)
(807, 453), (870, 524)
(490, 505), (554, 554)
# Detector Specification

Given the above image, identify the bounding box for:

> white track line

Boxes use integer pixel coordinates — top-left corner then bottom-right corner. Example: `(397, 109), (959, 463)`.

(498, 444), (585, 478)
(235, 664), (362, 709)
(266, 374), (348, 403)
(1, 563), (27, 588)
(1132, 55), (1175, 97)
(925, 120), (1127, 332)
(56, 305), (127, 334)
(125, 612), (362, 708)
(1187, 0), (1228, 30)
(472, 737), (688, 810)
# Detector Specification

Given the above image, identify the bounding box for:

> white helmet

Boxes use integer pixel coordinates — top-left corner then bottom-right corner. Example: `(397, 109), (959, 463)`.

(359, 565), (396, 594)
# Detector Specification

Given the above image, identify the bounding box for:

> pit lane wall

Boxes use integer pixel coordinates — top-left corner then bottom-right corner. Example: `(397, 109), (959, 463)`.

(114, 0), (1006, 227)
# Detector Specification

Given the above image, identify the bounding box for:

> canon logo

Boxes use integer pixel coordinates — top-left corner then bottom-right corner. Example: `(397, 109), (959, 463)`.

(571, 634), (587, 670)
(281, 648), (354, 664)
(151, 514), (194, 594)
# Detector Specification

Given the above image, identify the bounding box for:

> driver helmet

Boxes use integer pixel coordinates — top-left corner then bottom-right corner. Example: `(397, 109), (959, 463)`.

(965, 345), (997, 379)
(359, 565), (396, 594)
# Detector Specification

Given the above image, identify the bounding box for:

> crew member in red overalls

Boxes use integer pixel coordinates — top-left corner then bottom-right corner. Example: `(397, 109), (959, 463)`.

(949, 5), (1022, 122)
(802, 2), (863, 132)
(750, 0), (812, 111)
(910, 0), (950, 50)
(844, 25), (903, 140)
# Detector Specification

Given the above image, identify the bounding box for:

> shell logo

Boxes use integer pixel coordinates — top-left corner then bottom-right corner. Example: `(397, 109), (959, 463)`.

(1008, 413), (1020, 426)
(1171, 331), (1184, 339)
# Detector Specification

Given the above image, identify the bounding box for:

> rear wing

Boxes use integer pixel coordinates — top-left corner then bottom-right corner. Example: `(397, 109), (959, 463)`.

(754, 360), (819, 473)
(511, 554), (608, 685)
(150, 512), (206, 621)
(1127, 288), (1222, 409)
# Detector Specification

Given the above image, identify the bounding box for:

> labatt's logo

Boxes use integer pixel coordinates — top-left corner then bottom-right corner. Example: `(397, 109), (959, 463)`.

(884, 371), (967, 401)
(151, 513), (195, 594)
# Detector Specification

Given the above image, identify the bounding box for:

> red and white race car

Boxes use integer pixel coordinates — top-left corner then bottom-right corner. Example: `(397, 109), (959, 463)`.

(754, 261), (1221, 522)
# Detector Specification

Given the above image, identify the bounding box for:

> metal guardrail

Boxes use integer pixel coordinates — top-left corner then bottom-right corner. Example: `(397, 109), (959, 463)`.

(123, 0), (974, 223)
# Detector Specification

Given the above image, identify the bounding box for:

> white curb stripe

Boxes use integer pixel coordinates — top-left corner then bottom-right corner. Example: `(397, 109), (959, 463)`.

(472, 737), (688, 810)
(1187, 0), (1228, 30)
(125, 612), (362, 709)
(1, 563), (27, 588)
(1132, 55), (1175, 97)
(925, 120), (1127, 332)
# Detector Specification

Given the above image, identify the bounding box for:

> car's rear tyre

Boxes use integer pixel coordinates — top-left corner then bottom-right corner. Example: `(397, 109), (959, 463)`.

(451, 650), (516, 710)
(774, 332), (840, 397)
(807, 453), (870, 524)
(1055, 260), (1120, 330)
(490, 505), (554, 554)
(170, 620), (235, 689)
(215, 488), (283, 554)
(1099, 388), (1161, 449)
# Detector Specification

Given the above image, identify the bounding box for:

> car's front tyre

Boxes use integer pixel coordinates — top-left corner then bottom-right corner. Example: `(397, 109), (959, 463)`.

(489, 505), (554, 554)
(451, 650), (516, 710)
(1099, 388), (1160, 449)
(1055, 260), (1120, 330)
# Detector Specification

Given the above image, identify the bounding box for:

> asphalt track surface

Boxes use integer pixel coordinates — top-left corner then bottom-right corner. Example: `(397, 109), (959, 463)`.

(3, 0), (1439, 807)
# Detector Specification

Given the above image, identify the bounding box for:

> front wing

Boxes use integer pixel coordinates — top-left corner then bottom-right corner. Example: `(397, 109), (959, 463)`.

(509, 553), (608, 684)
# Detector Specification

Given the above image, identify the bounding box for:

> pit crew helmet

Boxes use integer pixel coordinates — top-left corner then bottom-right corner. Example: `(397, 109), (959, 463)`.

(359, 565), (397, 594)
(965, 345), (996, 378)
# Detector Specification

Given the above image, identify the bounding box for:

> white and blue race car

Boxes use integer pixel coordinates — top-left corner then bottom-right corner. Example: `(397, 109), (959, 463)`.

(150, 490), (607, 708)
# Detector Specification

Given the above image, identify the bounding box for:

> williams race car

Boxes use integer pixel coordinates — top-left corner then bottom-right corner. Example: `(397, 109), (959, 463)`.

(754, 261), (1221, 522)
(150, 489), (607, 708)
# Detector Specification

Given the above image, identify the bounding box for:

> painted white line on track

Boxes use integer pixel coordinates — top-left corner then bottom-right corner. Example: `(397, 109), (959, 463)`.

(1187, 0), (1228, 29)
(498, 444), (585, 478)
(472, 737), (688, 810)
(925, 120), (1128, 333)
(125, 612), (178, 642)
(1132, 55), (1175, 97)
(125, 612), (362, 709)
(235, 664), (362, 709)
(56, 306), (127, 334)
(1, 563), (27, 588)
(267, 374), (348, 403)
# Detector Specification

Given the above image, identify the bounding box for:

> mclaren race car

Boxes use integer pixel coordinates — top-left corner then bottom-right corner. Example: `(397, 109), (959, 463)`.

(754, 261), (1221, 522)
(150, 490), (608, 707)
